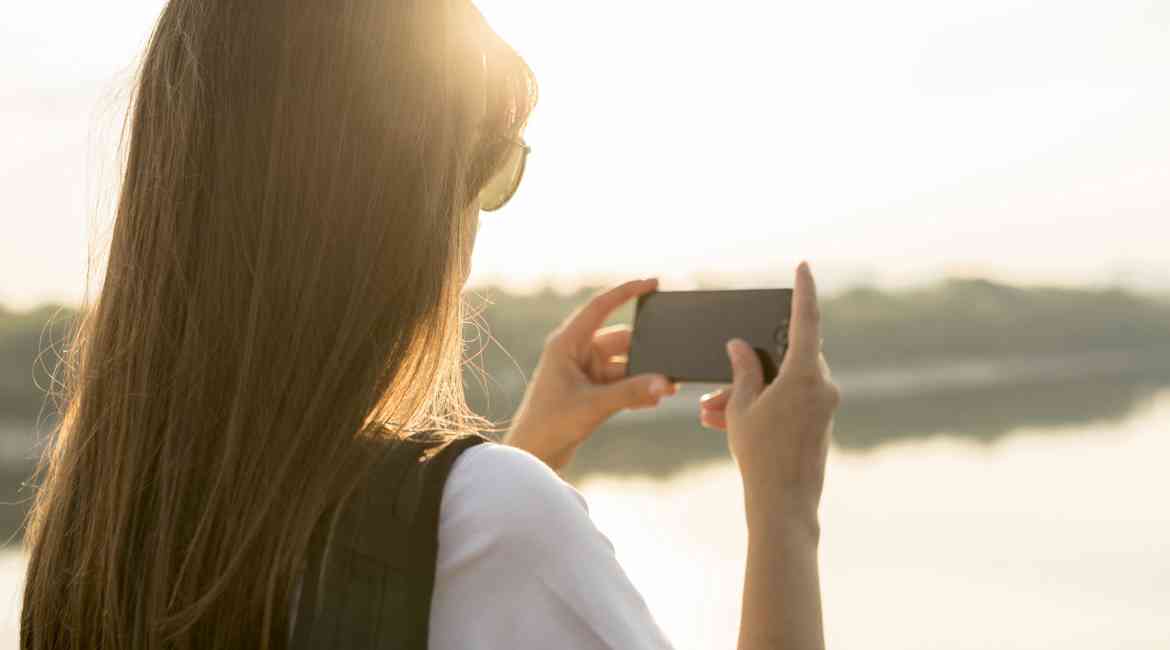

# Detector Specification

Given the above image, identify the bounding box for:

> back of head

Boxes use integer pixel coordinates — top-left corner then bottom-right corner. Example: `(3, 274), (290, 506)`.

(21, 1), (535, 648)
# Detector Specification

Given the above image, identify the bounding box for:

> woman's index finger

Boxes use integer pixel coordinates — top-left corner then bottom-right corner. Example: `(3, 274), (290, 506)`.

(785, 262), (822, 368)
(561, 278), (658, 345)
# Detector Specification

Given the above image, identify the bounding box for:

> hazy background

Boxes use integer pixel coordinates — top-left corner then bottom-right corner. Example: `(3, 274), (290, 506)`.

(4, 0), (1170, 308)
(2, 1), (1168, 648)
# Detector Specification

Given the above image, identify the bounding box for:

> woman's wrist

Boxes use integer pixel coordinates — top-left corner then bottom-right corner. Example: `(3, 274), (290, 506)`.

(742, 485), (822, 545)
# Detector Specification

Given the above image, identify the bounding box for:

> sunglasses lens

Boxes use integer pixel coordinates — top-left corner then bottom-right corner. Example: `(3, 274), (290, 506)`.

(479, 143), (526, 212)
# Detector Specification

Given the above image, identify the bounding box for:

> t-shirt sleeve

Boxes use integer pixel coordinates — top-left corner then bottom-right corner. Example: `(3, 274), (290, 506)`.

(428, 443), (675, 650)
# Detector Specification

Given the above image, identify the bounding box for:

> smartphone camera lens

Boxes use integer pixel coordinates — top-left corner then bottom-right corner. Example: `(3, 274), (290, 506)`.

(773, 321), (789, 345)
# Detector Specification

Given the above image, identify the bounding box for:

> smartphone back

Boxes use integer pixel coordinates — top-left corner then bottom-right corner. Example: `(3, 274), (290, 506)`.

(627, 289), (793, 384)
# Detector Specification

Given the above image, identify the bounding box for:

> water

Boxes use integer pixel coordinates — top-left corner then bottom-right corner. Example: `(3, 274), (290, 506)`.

(1, 380), (1167, 648)
(0, 552), (22, 649)
(581, 388), (1170, 650)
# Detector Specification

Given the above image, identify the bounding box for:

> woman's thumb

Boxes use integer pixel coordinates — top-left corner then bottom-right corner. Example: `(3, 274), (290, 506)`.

(726, 339), (764, 415)
(592, 373), (672, 414)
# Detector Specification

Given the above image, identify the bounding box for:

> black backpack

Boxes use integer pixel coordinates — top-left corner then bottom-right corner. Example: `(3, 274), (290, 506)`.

(288, 433), (489, 649)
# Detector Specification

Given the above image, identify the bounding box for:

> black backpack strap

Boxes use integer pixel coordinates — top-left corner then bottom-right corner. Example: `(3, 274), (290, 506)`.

(408, 434), (490, 630)
(290, 433), (490, 650)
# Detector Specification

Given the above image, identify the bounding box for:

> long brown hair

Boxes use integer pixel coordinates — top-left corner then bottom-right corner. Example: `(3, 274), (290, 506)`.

(21, 1), (535, 648)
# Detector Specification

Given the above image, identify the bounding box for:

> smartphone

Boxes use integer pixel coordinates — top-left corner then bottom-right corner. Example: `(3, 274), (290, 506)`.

(627, 289), (793, 384)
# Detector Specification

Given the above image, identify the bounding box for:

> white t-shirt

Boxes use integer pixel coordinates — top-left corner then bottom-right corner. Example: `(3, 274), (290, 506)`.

(428, 443), (675, 649)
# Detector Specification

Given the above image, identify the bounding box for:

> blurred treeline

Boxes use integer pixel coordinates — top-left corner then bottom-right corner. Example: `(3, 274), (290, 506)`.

(460, 278), (1170, 422)
(2, 278), (1170, 425)
(0, 303), (73, 424)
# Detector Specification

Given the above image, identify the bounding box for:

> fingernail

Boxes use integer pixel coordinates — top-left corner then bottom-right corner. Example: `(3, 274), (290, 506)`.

(700, 391), (715, 402)
(650, 377), (669, 397)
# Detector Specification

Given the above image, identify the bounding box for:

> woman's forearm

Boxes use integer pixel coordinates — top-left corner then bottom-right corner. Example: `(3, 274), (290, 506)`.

(738, 511), (825, 650)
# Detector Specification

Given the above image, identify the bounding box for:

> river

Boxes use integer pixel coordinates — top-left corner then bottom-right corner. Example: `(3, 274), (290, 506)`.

(0, 370), (1167, 648)
(580, 384), (1170, 649)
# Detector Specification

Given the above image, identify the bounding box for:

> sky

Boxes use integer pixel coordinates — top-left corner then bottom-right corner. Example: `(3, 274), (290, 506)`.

(2, 0), (1169, 309)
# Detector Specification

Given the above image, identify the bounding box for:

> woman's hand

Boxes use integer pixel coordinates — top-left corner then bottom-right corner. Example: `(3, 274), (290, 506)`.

(708, 262), (838, 650)
(504, 278), (678, 471)
(696, 262), (840, 527)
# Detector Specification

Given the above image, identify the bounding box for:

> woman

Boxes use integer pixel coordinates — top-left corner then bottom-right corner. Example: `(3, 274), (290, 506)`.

(21, 1), (840, 648)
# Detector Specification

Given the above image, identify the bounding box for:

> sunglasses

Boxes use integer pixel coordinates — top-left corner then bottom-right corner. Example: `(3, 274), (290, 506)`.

(478, 137), (531, 212)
